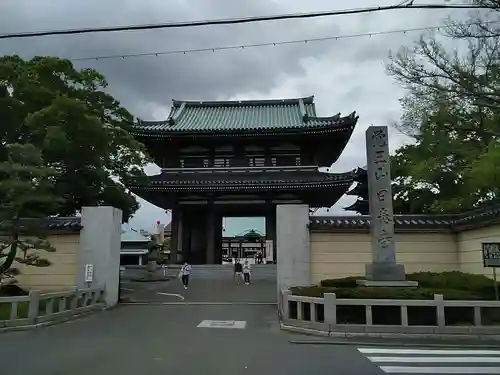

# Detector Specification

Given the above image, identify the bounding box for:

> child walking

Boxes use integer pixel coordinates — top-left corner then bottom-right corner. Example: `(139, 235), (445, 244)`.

(179, 260), (192, 290)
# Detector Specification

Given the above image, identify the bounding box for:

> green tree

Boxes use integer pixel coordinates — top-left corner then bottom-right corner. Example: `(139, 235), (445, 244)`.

(387, 3), (500, 213)
(0, 143), (60, 288)
(0, 55), (149, 222)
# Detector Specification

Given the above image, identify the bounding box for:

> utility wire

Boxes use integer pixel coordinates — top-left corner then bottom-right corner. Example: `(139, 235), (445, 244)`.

(0, 3), (490, 40)
(69, 22), (492, 62)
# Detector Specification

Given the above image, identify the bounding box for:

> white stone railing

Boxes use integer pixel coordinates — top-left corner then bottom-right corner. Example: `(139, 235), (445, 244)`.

(0, 287), (105, 332)
(280, 290), (500, 336)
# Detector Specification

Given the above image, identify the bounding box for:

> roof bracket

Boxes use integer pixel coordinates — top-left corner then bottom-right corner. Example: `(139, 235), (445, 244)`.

(168, 102), (186, 126)
(298, 98), (309, 122)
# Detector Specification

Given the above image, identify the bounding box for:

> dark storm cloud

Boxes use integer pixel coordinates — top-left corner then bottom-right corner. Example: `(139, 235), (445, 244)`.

(0, 0), (457, 119)
(0, 0), (355, 118)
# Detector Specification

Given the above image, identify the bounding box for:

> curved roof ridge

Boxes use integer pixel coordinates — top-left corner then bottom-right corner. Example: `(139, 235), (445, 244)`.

(171, 96), (315, 107)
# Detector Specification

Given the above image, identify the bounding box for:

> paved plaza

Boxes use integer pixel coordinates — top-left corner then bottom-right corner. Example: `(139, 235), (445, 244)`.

(121, 277), (277, 304)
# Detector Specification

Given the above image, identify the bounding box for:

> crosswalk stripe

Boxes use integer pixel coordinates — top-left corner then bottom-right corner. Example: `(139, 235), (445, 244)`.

(379, 366), (500, 374)
(358, 348), (500, 355)
(368, 356), (500, 363)
(359, 347), (500, 374)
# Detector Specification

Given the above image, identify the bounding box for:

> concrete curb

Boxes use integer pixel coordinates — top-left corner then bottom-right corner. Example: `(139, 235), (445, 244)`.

(280, 322), (500, 343)
(0, 307), (105, 334)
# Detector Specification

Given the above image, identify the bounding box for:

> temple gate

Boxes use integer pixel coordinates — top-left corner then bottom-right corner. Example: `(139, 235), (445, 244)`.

(128, 96), (359, 265)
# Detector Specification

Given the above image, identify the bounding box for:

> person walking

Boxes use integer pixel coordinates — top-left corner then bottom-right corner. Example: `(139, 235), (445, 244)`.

(234, 259), (243, 284)
(243, 260), (251, 285)
(179, 260), (192, 290)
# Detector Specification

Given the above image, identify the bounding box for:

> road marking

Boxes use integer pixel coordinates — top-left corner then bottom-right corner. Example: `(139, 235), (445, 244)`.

(369, 356), (500, 363)
(380, 366), (500, 374)
(359, 347), (500, 374)
(197, 320), (247, 329)
(120, 288), (134, 292)
(359, 348), (500, 355)
(156, 292), (185, 300)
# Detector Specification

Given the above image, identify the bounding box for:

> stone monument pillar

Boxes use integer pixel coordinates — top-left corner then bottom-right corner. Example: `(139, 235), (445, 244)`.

(358, 126), (416, 286)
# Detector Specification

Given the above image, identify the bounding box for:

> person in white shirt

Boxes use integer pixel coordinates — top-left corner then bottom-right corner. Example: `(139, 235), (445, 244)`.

(179, 261), (192, 289)
(243, 260), (251, 285)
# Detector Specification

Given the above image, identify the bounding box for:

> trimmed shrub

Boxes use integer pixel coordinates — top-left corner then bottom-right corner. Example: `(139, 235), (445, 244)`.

(290, 286), (484, 300)
(0, 284), (28, 297)
(317, 272), (496, 299)
(407, 271), (494, 297)
(320, 276), (360, 288)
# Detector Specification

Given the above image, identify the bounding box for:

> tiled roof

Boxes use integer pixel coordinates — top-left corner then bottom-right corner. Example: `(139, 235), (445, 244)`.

(121, 229), (150, 243)
(454, 203), (500, 229)
(42, 217), (82, 231)
(343, 199), (369, 215)
(310, 215), (456, 232)
(235, 229), (265, 238)
(164, 222), (172, 232)
(133, 96), (358, 135)
(311, 201), (500, 232)
(130, 168), (354, 191)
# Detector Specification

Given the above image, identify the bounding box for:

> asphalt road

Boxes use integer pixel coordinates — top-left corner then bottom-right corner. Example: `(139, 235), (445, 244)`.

(4, 276), (500, 374)
(0, 304), (376, 375)
(3, 303), (500, 374)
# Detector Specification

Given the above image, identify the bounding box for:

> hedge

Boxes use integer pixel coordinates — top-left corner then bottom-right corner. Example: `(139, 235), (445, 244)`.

(289, 286), (486, 300)
(314, 271), (496, 300)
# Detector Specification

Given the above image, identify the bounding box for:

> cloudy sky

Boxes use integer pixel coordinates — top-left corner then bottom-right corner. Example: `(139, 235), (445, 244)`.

(0, 0), (471, 232)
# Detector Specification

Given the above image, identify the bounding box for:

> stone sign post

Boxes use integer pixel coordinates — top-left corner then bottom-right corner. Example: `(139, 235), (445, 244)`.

(359, 126), (415, 286)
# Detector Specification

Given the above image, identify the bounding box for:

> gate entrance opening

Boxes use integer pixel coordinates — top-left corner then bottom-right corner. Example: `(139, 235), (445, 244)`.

(221, 217), (266, 264)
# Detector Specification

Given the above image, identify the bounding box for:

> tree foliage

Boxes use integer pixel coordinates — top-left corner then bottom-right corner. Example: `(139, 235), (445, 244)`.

(0, 55), (149, 222)
(387, 3), (500, 213)
(0, 143), (60, 286)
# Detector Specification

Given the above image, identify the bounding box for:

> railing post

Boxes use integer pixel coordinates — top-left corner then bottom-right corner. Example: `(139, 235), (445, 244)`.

(10, 301), (18, 320)
(365, 305), (373, 326)
(282, 290), (291, 319)
(474, 306), (482, 326)
(91, 290), (99, 305)
(82, 291), (90, 307)
(401, 305), (409, 326)
(28, 290), (41, 324)
(45, 298), (54, 315)
(434, 294), (445, 327)
(70, 288), (79, 310)
(310, 302), (317, 323)
(59, 297), (66, 312)
(324, 293), (337, 326)
(297, 302), (303, 320)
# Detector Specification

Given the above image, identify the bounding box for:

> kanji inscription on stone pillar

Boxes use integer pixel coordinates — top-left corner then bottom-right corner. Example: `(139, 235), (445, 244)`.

(365, 126), (405, 281)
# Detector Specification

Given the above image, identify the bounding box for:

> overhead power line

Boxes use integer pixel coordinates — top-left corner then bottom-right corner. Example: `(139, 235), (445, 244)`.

(69, 22), (493, 62)
(0, 3), (491, 40)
